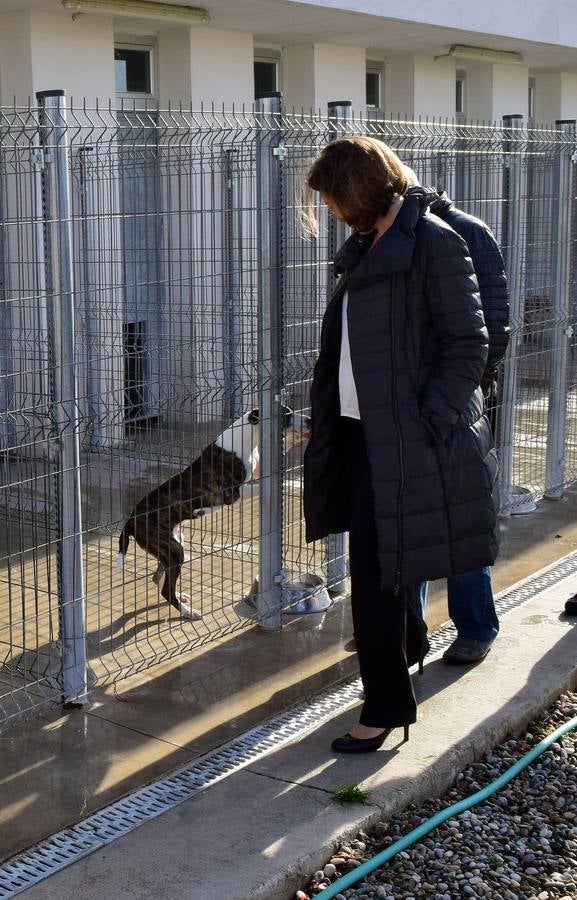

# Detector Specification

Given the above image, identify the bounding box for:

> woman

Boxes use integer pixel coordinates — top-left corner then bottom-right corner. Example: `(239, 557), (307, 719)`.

(303, 136), (499, 753)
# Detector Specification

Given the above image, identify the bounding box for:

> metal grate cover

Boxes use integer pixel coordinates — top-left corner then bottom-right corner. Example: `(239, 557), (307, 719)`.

(2, 550), (577, 897)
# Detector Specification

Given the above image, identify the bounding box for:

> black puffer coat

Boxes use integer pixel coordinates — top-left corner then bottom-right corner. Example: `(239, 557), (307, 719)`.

(431, 192), (509, 389)
(303, 187), (499, 589)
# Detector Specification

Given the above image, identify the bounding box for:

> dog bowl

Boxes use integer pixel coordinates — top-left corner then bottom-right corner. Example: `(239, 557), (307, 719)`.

(281, 571), (333, 615)
(509, 486), (538, 515)
(243, 571), (333, 616)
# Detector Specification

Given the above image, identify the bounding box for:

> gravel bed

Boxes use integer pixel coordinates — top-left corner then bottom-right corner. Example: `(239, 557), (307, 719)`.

(297, 691), (577, 900)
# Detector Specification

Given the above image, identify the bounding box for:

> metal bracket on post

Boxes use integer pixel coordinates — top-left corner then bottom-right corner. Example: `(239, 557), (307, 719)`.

(544, 119), (576, 499)
(324, 100), (352, 594)
(255, 91), (284, 629)
(37, 89), (87, 705)
(498, 114), (527, 515)
(31, 148), (47, 170)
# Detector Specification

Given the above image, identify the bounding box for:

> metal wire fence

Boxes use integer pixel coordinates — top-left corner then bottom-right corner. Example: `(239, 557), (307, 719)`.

(0, 94), (575, 727)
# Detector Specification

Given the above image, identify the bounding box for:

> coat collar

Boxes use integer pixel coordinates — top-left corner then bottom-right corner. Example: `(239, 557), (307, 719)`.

(333, 187), (438, 283)
(429, 190), (454, 217)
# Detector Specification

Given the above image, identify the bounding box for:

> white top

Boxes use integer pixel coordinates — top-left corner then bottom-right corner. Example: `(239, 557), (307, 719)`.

(339, 291), (361, 419)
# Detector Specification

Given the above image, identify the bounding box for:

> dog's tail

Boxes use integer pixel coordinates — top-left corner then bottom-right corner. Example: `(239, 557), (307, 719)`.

(116, 521), (133, 568)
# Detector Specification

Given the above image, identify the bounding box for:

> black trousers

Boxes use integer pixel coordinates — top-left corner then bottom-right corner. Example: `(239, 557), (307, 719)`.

(340, 417), (418, 728)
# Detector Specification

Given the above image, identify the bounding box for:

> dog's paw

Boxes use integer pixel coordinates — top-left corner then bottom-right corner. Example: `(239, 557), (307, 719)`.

(152, 567), (165, 585)
(175, 594), (202, 620)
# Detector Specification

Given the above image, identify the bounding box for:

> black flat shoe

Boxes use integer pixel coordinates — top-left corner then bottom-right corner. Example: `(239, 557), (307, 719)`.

(565, 595), (577, 615)
(331, 724), (410, 753)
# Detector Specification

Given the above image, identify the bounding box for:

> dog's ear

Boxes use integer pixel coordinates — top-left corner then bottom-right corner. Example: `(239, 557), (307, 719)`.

(248, 409), (260, 425)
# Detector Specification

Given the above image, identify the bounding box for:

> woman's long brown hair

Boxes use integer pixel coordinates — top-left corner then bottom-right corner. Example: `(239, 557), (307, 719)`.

(304, 135), (409, 236)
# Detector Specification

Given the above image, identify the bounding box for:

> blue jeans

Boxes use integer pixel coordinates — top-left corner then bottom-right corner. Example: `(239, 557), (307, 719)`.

(416, 567), (499, 643)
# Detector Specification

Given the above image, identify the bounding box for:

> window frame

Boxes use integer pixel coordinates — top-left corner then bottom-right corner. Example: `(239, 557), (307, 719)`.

(254, 47), (281, 96)
(366, 59), (384, 110)
(528, 76), (536, 123)
(456, 69), (466, 121)
(114, 39), (157, 101)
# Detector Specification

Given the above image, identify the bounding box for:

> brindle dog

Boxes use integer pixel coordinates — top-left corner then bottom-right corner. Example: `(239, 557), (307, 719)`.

(116, 407), (310, 618)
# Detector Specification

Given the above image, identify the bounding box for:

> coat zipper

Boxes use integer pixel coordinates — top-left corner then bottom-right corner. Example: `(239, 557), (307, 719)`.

(390, 274), (405, 595)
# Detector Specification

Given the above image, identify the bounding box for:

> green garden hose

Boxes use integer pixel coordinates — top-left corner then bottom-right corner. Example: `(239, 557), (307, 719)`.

(315, 713), (577, 899)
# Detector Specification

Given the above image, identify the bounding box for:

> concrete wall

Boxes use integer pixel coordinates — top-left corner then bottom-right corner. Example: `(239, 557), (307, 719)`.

(0, 11), (115, 104)
(559, 73), (577, 121)
(0, 12), (33, 104)
(384, 56), (414, 117)
(313, 43), (365, 112)
(492, 63), (529, 121)
(0, 9), (570, 125)
(29, 12), (115, 103)
(0, 13), (254, 109)
(158, 28), (192, 106)
(533, 72), (577, 124)
(384, 55), (455, 119)
(282, 43), (364, 112)
(189, 27), (254, 108)
(282, 45), (316, 110)
(462, 61), (493, 121)
(413, 55), (456, 119)
(459, 61), (529, 123)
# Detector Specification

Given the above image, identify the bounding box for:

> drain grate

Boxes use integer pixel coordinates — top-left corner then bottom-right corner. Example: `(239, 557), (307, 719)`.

(1, 551), (576, 897)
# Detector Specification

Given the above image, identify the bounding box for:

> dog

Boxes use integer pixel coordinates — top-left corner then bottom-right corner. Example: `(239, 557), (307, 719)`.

(116, 407), (311, 618)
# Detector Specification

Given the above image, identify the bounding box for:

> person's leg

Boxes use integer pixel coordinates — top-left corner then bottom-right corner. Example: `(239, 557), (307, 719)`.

(344, 420), (417, 730)
(447, 567), (498, 642)
(350, 580), (417, 728)
(406, 587), (430, 673)
(414, 582), (429, 619)
(443, 567), (498, 664)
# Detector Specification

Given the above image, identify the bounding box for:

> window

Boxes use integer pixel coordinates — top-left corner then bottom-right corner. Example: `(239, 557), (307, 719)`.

(115, 43), (154, 96)
(254, 48), (281, 96)
(254, 61), (277, 94)
(366, 61), (384, 109)
(456, 70), (466, 117)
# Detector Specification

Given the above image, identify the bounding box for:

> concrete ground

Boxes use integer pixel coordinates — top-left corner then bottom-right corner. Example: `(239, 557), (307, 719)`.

(1, 490), (577, 876)
(14, 544), (577, 899)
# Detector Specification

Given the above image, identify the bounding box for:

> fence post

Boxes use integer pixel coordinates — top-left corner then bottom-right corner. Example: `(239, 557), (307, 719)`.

(37, 90), (87, 704)
(544, 120), (576, 499)
(255, 91), (284, 629)
(0, 145), (14, 453)
(324, 100), (352, 594)
(223, 147), (243, 422)
(78, 145), (104, 451)
(498, 114), (526, 514)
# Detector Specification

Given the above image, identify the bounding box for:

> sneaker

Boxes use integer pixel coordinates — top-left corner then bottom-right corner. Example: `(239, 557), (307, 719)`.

(443, 636), (494, 665)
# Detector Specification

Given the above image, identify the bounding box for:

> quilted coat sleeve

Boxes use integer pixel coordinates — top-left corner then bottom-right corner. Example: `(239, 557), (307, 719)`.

(421, 224), (489, 442)
(452, 212), (509, 386)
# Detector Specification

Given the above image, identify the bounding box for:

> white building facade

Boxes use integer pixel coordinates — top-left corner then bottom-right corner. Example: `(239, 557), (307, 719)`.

(0, 0), (576, 123)
(0, 0), (575, 456)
